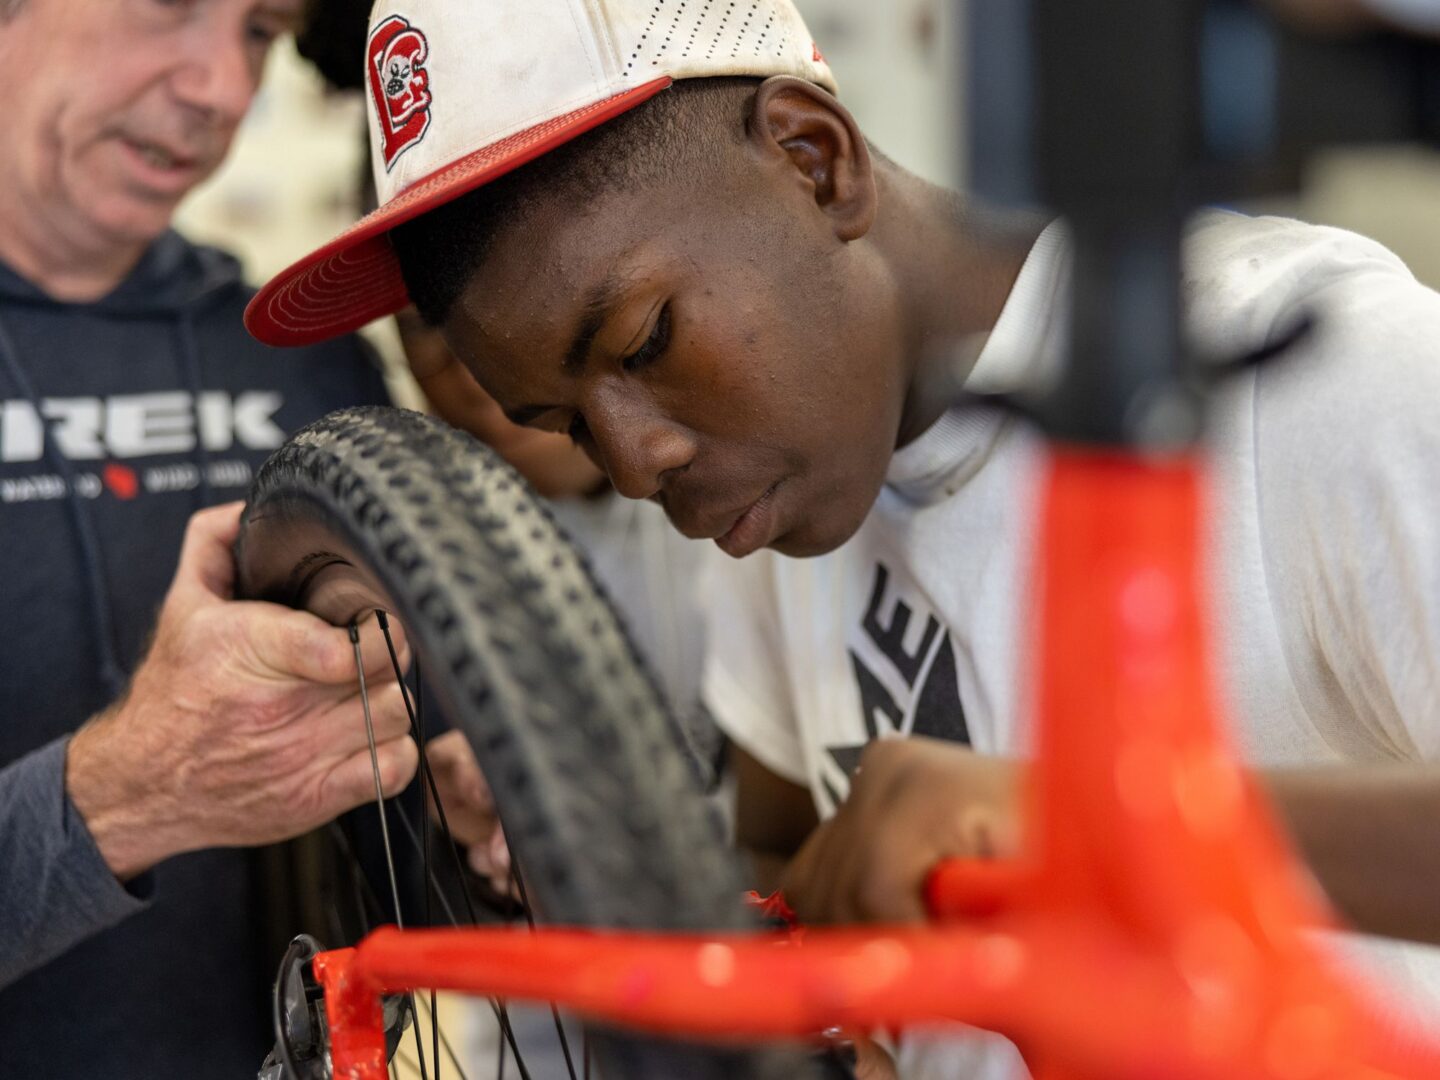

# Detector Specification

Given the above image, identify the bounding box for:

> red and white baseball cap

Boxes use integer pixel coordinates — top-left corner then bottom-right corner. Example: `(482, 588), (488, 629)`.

(245, 0), (836, 347)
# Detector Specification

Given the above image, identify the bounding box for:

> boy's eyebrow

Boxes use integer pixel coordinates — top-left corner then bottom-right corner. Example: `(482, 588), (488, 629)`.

(562, 274), (627, 376)
(501, 273), (630, 426)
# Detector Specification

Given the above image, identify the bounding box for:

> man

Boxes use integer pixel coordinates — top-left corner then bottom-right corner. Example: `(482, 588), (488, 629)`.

(0, 1), (416, 1075)
(247, 0), (1440, 1074)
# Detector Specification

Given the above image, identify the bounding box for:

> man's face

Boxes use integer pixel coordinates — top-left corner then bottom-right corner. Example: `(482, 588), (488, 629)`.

(443, 158), (908, 560)
(0, 0), (300, 247)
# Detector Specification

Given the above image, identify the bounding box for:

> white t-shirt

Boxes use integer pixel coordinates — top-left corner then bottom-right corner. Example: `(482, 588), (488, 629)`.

(702, 211), (1440, 1077)
(551, 493), (714, 725)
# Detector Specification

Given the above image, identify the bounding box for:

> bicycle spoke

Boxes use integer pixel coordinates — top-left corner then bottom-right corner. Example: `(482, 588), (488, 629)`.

(328, 808), (530, 1080)
(407, 997), (432, 1080)
(374, 611), (533, 1080)
(412, 991), (474, 1080)
(386, 802), (530, 1077)
(415, 661), (440, 1080)
(350, 621), (431, 1080)
(376, 612), (489, 925)
(432, 988), (440, 1080)
(511, 859), (578, 1080)
(351, 621), (406, 925)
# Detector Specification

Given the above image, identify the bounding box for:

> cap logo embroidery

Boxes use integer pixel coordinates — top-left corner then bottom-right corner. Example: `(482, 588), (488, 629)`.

(368, 14), (433, 171)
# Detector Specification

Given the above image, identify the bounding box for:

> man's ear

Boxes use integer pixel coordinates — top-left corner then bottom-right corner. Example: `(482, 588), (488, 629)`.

(747, 76), (876, 243)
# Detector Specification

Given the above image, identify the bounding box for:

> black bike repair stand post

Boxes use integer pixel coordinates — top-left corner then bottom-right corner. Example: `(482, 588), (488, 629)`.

(1035, 0), (1206, 449)
(967, 0), (1206, 448)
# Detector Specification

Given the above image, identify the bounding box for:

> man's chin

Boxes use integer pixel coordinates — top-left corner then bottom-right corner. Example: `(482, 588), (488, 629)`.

(85, 177), (199, 244)
(86, 201), (182, 250)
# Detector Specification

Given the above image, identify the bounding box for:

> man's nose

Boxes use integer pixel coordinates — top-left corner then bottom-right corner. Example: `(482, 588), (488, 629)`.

(170, 21), (259, 131)
(584, 389), (695, 502)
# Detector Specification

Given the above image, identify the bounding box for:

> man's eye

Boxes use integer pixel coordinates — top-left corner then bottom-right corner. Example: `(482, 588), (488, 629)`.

(248, 21), (282, 46)
(621, 304), (672, 373)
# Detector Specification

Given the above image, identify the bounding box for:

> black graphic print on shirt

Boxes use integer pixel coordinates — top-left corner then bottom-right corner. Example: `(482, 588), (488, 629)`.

(822, 562), (970, 810)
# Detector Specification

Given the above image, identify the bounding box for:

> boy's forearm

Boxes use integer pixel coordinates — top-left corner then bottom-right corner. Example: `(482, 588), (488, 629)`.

(1266, 764), (1440, 945)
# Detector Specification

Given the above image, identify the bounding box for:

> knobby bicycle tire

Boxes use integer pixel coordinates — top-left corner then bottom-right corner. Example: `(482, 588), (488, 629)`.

(235, 406), (834, 1080)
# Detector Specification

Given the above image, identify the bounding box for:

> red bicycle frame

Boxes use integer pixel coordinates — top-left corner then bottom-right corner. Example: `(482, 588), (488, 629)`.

(313, 448), (1440, 1079)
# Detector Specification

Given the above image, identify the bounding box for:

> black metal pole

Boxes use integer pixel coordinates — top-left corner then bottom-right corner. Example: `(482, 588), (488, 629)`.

(1032, 0), (1205, 448)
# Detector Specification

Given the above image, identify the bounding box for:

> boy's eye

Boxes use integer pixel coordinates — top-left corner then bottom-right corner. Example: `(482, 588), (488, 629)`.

(567, 413), (591, 446)
(621, 304), (672, 373)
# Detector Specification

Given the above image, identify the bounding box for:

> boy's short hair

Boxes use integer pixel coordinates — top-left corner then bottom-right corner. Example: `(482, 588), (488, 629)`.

(391, 77), (761, 329)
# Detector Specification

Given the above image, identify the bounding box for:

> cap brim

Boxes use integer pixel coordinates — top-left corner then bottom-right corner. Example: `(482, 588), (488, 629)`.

(246, 77), (673, 347)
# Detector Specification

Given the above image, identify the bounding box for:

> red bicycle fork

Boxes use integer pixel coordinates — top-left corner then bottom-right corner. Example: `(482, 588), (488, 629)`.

(315, 448), (1440, 1080)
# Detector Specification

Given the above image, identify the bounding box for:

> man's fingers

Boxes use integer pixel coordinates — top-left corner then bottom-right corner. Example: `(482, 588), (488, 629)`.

(355, 613), (411, 681)
(270, 682), (411, 773)
(171, 503), (245, 605)
(239, 606), (404, 686)
(377, 737), (420, 797)
(362, 681), (413, 744)
(325, 736), (420, 813)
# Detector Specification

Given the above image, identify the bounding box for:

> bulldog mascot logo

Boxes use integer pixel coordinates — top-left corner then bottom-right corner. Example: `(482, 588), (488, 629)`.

(367, 15), (433, 171)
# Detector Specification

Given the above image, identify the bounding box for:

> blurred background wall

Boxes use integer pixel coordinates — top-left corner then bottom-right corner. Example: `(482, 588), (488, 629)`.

(176, 0), (1440, 304)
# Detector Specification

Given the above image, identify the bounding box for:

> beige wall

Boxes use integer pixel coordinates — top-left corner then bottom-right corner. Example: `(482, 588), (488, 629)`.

(1252, 145), (1440, 288)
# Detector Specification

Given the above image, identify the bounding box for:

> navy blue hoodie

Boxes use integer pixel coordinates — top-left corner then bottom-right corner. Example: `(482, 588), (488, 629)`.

(0, 231), (389, 1077)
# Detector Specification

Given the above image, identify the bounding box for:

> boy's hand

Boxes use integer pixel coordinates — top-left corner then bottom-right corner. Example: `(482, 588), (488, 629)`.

(850, 1036), (900, 1079)
(424, 730), (518, 898)
(781, 738), (1021, 924)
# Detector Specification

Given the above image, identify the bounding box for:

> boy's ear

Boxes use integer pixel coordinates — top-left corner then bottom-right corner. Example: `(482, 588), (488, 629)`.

(747, 76), (877, 243)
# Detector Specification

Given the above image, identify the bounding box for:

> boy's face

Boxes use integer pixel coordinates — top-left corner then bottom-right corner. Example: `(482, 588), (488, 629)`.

(442, 153), (908, 560)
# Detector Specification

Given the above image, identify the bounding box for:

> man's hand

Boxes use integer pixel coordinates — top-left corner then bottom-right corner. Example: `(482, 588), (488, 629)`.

(781, 738), (1020, 924)
(424, 730), (517, 897)
(66, 503), (419, 881)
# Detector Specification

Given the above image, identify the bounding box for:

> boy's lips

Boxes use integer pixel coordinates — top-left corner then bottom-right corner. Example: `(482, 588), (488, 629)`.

(715, 481), (782, 558)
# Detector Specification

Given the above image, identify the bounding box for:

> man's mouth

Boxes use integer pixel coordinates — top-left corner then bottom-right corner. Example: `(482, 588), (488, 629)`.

(715, 481), (782, 559)
(120, 136), (206, 184)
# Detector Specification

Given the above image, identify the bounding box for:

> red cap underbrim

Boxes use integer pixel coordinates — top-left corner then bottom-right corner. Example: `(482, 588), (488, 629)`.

(246, 77), (673, 347)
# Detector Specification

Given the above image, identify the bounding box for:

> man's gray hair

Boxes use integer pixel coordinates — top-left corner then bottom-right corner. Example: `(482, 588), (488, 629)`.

(0, 0), (24, 19)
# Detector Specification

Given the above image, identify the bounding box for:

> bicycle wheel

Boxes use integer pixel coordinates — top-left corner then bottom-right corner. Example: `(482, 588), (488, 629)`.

(235, 406), (832, 1079)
